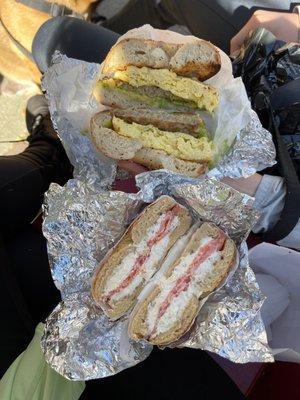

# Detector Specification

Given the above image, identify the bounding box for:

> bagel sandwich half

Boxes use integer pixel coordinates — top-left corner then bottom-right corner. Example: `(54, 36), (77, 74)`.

(90, 108), (213, 177)
(94, 38), (220, 113)
(128, 222), (237, 346)
(91, 196), (191, 320)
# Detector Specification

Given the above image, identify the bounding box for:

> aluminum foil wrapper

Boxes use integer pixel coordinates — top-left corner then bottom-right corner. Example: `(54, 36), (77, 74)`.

(42, 52), (116, 189)
(136, 172), (272, 362)
(42, 292), (151, 380)
(43, 180), (142, 297)
(209, 109), (276, 179)
(42, 173), (273, 381)
(181, 242), (272, 362)
(42, 180), (151, 379)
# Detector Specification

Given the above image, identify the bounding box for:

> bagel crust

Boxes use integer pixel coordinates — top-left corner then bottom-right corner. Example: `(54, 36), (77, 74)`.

(102, 38), (221, 81)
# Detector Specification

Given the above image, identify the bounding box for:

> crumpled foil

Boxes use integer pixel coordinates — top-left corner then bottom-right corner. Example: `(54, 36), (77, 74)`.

(136, 171), (258, 243)
(182, 242), (272, 362)
(42, 52), (116, 189)
(209, 109), (276, 179)
(42, 180), (151, 379)
(42, 292), (152, 380)
(42, 172), (273, 381)
(43, 180), (142, 297)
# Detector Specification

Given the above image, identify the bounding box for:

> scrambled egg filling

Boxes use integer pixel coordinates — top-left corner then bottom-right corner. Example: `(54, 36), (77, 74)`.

(98, 79), (198, 111)
(112, 117), (213, 162)
(114, 66), (219, 113)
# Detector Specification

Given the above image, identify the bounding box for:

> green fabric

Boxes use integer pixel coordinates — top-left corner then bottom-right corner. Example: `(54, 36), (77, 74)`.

(0, 323), (85, 400)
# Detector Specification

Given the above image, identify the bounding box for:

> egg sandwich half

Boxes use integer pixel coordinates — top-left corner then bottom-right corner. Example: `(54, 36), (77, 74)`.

(91, 108), (213, 177)
(94, 38), (220, 113)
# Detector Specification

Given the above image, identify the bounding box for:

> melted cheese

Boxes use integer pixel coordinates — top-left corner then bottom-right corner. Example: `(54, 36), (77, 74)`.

(114, 66), (219, 113)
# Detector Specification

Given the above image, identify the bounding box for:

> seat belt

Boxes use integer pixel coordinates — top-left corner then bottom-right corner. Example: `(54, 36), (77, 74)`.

(15, 0), (78, 18)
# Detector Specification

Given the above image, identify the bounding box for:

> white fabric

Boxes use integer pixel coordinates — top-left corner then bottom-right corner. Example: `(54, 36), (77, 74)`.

(250, 243), (300, 362)
(253, 174), (300, 250)
(255, 273), (290, 327)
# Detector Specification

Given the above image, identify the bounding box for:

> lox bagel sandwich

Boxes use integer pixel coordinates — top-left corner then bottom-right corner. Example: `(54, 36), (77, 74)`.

(128, 222), (237, 346)
(91, 196), (191, 319)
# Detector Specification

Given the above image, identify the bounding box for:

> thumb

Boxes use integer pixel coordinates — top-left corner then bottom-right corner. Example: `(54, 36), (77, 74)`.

(117, 160), (148, 175)
(230, 15), (258, 55)
(230, 34), (243, 56)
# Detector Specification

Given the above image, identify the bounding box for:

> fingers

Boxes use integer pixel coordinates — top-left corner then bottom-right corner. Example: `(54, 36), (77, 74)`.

(230, 13), (260, 55)
(230, 10), (300, 56)
(117, 160), (149, 175)
(222, 174), (262, 197)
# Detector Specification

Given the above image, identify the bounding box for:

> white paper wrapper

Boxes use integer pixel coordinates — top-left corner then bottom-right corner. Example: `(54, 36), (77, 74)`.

(250, 243), (300, 363)
(110, 25), (251, 157)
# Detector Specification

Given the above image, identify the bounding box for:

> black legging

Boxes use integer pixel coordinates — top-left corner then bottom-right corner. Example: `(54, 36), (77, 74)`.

(0, 20), (244, 399)
(0, 148), (60, 374)
(101, 0), (293, 53)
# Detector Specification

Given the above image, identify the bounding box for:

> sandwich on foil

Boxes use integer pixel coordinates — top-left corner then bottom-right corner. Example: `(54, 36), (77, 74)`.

(91, 38), (221, 176)
(92, 196), (237, 346)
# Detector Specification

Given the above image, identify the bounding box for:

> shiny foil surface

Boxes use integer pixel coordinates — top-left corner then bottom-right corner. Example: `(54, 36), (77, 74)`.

(209, 109), (276, 179)
(42, 293), (152, 380)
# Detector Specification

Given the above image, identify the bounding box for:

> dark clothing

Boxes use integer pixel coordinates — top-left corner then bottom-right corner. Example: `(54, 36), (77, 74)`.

(102, 0), (294, 52)
(0, 226), (60, 375)
(0, 144), (56, 236)
(32, 17), (119, 73)
(0, 138), (65, 375)
(81, 347), (245, 399)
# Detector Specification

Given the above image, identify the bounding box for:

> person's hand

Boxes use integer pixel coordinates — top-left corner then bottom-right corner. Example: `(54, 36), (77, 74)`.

(230, 10), (299, 55)
(117, 160), (148, 176)
(222, 174), (262, 197)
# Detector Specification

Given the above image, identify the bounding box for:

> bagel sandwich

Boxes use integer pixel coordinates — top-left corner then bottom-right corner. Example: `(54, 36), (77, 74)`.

(91, 196), (191, 320)
(128, 222), (237, 346)
(94, 38), (220, 113)
(90, 108), (213, 177)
